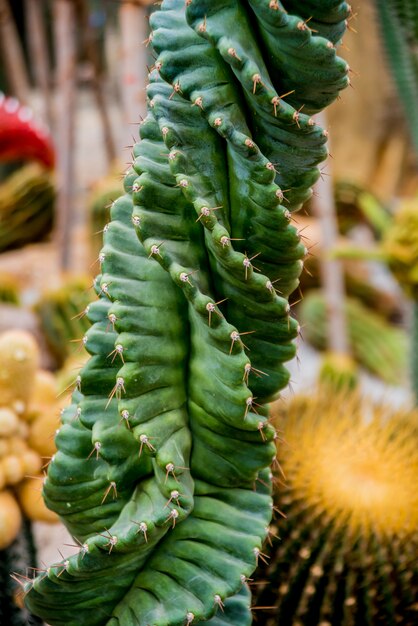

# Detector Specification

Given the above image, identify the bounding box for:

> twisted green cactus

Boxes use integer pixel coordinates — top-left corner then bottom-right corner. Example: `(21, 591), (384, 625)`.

(24, 2), (349, 624)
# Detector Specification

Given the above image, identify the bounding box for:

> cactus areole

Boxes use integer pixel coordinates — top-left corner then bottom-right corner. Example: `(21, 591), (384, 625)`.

(25, 2), (350, 624)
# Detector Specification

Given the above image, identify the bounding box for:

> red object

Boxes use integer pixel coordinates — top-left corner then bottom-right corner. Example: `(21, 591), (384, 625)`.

(0, 93), (55, 168)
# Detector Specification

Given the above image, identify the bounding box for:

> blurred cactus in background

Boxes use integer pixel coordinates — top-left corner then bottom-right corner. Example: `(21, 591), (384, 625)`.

(0, 163), (55, 253)
(0, 271), (19, 305)
(301, 291), (407, 384)
(0, 329), (60, 625)
(376, 0), (418, 403)
(375, 0), (418, 155)
(34, 276), (92, 368)
(254, 392), (418, 626)
(87, 171), (123, 266)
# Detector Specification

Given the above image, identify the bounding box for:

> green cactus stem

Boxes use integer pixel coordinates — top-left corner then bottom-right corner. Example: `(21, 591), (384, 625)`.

(253, 392), (418, 625)
(24, 1), (349, 624)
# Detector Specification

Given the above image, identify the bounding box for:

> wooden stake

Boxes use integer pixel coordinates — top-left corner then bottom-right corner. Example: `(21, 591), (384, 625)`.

(24, 0), (53, 128)
(311, 111), (350, 355)
(0, 0), (31, 103)
(78, 0), (116, 164)
(53, 0), (77, 270)
(118, 0), (149, 151)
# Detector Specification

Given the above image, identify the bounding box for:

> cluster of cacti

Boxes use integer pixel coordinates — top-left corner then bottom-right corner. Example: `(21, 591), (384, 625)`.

(0, 93), (55, 169)
(0, 408), (42, 527)
(34, 275), (93, 366)
(0, 271), (20, 305)
(300, 291), (407, 384)
(0, 162), (55, 253)
(23, 1), (350, 624)
(88, 172), (124, 264)
(253, 391), (418, 625)
(0, 330), (59, 626)
(0, 329), (60, 534)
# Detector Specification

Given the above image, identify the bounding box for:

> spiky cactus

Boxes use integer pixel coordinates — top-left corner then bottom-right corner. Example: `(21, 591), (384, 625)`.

(24, 2), (349, 624)
(253, 392), (418, 625)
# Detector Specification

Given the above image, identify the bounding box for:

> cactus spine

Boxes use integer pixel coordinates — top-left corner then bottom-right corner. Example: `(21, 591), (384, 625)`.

(24, 2), (349, 624)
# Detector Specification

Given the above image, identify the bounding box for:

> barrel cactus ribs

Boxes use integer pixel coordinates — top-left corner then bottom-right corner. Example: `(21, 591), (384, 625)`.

(24, 1), (350, 624)
(253, 392), (418, 626)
